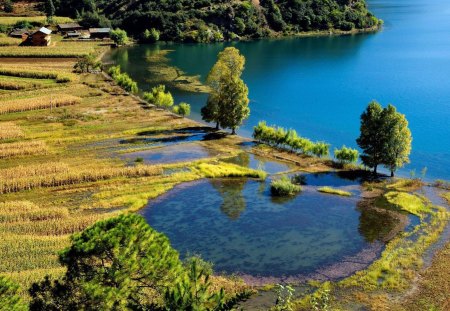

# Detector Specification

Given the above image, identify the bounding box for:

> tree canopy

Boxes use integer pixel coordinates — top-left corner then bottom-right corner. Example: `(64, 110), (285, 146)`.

(357, 101), (412, 176)
(29, 214), (184, 310)
(53, 0), (380, 42)
(202, 47), (250, 134)
(0, 276), (26, 311)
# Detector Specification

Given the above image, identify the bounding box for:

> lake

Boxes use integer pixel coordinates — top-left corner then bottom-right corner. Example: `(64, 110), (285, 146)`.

(105, 0), (450, 181)
(141, 173), (412, 282)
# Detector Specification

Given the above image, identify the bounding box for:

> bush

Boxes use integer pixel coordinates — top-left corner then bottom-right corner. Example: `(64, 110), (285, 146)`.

(110, 28), (128, 46)
(3, 0), (13, 13)
(0, 276), (25, 310)
(173, 102), (191, 117)
(143, 28), (160, 43)
(334, 145), (359, 165)
(107, 65), (138, 93)
(143, 84), (174, 108)
(270, 176), (302, 196)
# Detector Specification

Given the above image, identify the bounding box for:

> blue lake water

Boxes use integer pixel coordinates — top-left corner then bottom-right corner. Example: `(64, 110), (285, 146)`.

(141, 174), (409, 279)
(105, 0), (450, 181)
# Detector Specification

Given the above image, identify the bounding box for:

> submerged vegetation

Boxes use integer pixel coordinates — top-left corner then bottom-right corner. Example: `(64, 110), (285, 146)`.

(317, 187), (352, 197)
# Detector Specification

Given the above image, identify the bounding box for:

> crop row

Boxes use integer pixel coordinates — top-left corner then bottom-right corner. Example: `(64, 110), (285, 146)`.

(0, 94), (81, 114)
(0, 67), (73, 83)
(0, 122), (24, 141)
(0, 140), (48, 159)
(0, 163), (162, 194)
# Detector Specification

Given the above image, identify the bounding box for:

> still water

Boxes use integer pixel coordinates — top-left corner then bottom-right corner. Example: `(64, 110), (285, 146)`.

(141, 174), (407, 279)
(105, 0), (450, 180)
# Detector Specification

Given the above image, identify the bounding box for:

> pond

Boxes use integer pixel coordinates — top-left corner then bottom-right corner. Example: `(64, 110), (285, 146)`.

(104, 0), (450, 181)
(141, 173), (412, 283)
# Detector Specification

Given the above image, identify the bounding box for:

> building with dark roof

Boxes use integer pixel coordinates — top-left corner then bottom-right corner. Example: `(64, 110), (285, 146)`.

(57, 23), (83, 34)
(89, 28), (111, 39)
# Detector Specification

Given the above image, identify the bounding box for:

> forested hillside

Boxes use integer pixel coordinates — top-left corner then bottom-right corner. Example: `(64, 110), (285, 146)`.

(54, 0), (380, 42)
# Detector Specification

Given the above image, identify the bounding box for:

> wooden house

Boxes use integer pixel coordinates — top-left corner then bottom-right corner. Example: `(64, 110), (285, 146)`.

(9, 28), (29, 39)
(89, 28), (111, 39)
(23, 27), (52, 46)
(57, 23), (82, 34)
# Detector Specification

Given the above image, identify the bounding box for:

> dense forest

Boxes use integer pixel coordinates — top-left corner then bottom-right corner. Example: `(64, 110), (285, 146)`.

(52, 0), (380, 42)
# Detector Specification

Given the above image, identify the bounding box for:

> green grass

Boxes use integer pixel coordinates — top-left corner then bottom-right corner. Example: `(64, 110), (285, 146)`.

(317, 186), (352, 197)
(441, 192), (450, 205)
(270, 176), (302, 196)
(196, 162), (267, 179)
(384, 191), (430, 217)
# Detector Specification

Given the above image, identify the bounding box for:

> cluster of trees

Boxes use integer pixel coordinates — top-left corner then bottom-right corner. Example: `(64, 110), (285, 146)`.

(201, 47), (250, 135)
(357, 101), (412, 177)
(51, 0), (380, 42)
(107, 65), (138, 93)
(253, 121), (330, 158)
(0, 214), (230, 310)
(110, 28), (128, 46)
(73, 54), (102, 73)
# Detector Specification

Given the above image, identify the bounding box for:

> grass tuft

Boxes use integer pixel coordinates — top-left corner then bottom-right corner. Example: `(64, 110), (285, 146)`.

(270, 176), (302, 196)
(318, 186), (352, 197)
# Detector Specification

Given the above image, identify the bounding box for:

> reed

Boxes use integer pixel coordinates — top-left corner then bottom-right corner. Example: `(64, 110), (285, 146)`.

(0, 122), (24, 141)
(0, 94), (81, 114)
(0, 140), (48, 158)
(0, 163), (162, 194)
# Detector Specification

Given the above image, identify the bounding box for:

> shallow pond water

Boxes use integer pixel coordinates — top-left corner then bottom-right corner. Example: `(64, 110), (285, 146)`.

(221, 153), (296, 175)
(142, 173), (411, 282)
(121, 143), (220, 165)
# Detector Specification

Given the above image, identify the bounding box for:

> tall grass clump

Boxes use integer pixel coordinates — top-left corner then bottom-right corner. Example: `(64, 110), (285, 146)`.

(270, 176), (302, 196)
(253, 121), (330, 158)
(0, 140), (48, 158)
(108, 66), (138, 93)
(318, 186), (352, 197)
(0, 94), (81, 114)
(0, 163), (162, 194)
(0, 122), (24, 141)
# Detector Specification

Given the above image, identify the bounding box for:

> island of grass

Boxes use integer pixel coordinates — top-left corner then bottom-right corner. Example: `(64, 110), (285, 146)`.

(318, 186), (352, 197)
(270, 175), (302, 196)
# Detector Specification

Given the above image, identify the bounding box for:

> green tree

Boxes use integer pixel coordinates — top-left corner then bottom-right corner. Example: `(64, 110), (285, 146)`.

(29, 214), (184, 310)
(381, 104), (412, 177)
(45, 0), (55, 18)
(143, 28), (160, 43)
(144, 85), (174, 109)
(110, 28), (128, 46)
(334, 145), (359, 166)
(0, 276), (26, 311)
(356, 101), (384, 174)
(73, 54), (102, 73)
(164, 258), (225, 310)
(202, 47), (250, 134)
(173, 102), (191, 117)
(3, 0), (13, 13)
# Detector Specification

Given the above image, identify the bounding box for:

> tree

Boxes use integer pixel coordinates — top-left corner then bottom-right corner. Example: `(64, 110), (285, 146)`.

(381, 104), (412, 177)
(202, 47), (250, 134)
(3, 0), (13, 13)
(143, 28), (160, 43)
(357, 101), (412, 176)
(110, 28), (128, 46)
(73, 54), (102, 73)
(29, 214), (184, 310)
(45, 0), (55, 18)
(356, 101), (384, 174)
(173, 102), (191, 117)
(334, 146), (359, 166)
(144, 85), (174, 109)
(0, 276), (26, 311)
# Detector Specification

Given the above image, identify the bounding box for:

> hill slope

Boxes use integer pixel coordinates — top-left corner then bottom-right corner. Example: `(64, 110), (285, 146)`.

(55, 0), (380, 42)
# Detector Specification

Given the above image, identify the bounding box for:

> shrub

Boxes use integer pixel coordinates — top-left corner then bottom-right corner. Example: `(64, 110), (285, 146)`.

(110, 28), (128, 46)
(334, 145), (359, 165)
(143, 28), (160, 43)
(143, 84), (174, 108)
(173, 102), (191, 117)
(107, 65), (138, 93)
(0, 276), (26, 310)
(270, 176), (302, 196)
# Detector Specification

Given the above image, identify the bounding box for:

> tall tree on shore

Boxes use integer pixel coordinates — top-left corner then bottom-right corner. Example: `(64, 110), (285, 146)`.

(357, 101), (412, 176)
(381, 104), (412, 177)
(357, 101), (384, 174)
(201, 47), (250, 134)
